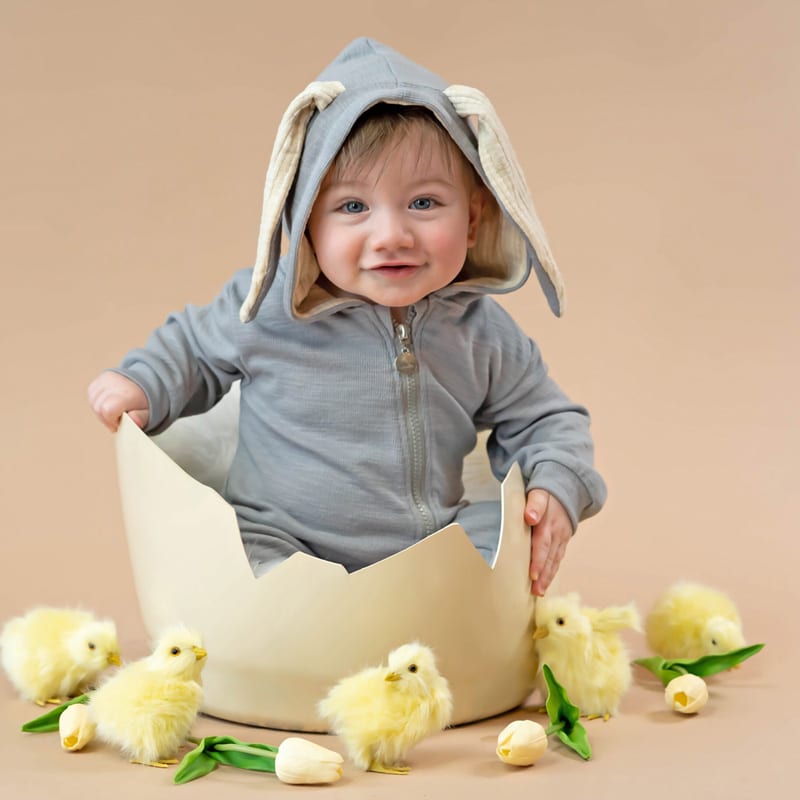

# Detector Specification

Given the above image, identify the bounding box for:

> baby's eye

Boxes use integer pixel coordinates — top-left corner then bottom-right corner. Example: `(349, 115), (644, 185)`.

(410, 197), (434, 210)
(88, 642), (96, 650)
(170, 646), (181, 656)
(408, 664), (418, 673)
(341, 200), (366, 214)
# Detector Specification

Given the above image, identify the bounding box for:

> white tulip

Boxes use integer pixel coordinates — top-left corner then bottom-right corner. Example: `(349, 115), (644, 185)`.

(275, 736), (344, 784)
(59, 703), (96, 751)
(665, 674), (709, 714)
(496, 719), (548, 766)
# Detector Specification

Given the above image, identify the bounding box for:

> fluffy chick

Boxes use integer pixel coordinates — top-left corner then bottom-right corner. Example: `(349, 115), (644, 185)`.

(533, 593), (640, 720)
(318, 642), (452, 775)
(646, 581), (745, 660)
(89, 626), (206, 767)
(0, 607), (120, 705)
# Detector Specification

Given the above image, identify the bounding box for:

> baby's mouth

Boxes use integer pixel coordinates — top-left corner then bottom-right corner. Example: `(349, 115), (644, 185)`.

(369, 263), (421, 276)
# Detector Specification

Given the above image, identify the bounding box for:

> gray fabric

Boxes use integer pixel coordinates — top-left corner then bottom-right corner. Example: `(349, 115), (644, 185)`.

(114, 38), (607, 574)
(118, 270), (605, 573)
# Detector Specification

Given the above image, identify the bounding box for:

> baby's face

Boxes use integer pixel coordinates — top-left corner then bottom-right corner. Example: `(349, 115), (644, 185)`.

(307, 132), (483, 312)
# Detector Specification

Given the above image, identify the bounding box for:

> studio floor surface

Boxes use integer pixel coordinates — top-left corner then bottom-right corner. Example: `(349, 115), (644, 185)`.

(0, 637), (791, 800)
(2, 2), (798, 798)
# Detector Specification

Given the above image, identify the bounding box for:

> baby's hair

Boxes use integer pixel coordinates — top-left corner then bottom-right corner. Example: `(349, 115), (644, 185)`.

(328, 103), (479, 188)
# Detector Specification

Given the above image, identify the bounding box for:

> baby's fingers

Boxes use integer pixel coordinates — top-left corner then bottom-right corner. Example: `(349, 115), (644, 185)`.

(127, 409), (149, 429)
(529, 527), (552, 596)
(87, 372), (148, 431)
(525, 489), (550, 526)
(534, 537), (568, 596)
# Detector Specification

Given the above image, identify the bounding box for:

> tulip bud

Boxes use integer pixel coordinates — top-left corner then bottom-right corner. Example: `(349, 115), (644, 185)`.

(59, 703), (96, 751)
(275, 737), (344, 784)
(496, 719), (548, 766)
(665, 674), (709, 714)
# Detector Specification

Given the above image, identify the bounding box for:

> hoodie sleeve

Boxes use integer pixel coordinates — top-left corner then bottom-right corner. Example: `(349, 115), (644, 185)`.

(112, 270), (251, 435)
(473, 307), (607, 531)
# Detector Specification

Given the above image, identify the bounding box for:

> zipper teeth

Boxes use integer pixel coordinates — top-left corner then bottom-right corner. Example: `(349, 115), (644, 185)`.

(406, 369), (434, 534)
(394, 307), (435, 536)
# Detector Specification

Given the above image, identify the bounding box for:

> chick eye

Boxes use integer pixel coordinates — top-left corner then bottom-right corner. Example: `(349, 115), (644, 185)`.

(170, 646), (181, 656)
(408, 664), (418, 673)
(556, 617), (565, 626)
(711, 638), (718, 646)
(88, 642), (96, 650)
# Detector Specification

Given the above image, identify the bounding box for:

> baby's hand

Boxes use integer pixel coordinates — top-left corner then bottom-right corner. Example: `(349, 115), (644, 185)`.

(87, 371), (149, 432)
(525, 490), (572, 597)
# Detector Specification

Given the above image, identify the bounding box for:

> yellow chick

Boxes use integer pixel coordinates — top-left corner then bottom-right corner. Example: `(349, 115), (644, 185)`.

(318, 642), (452, 775)
(88, 626), (206, 767)
(0, 607), (120, 705)
(646, 581), (745, 660)
(533, 593), (640, 720)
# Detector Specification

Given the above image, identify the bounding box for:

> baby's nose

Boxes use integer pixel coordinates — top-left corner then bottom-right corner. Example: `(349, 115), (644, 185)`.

(371, 209), (414, 250)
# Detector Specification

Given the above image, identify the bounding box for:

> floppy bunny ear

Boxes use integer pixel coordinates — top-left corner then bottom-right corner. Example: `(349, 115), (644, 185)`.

(240, 80), (345, 323)
(444, 85), (565, 316)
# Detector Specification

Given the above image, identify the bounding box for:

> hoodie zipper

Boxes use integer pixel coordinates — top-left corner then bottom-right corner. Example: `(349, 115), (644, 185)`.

(393, 306), (436, 537)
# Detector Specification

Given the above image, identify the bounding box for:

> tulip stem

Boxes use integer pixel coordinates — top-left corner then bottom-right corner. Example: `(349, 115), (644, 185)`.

(214, 743), (277, 759)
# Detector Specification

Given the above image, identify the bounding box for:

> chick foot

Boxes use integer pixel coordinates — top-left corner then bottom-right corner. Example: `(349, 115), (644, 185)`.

(583, 713), (611, 722)
(131, 758), (179, 768)
(36, 697), (67, 707)
(368, 760), (410, 775)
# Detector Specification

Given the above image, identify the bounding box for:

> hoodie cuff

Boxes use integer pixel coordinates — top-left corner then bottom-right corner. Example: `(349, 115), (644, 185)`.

(107, 365), (171, 435)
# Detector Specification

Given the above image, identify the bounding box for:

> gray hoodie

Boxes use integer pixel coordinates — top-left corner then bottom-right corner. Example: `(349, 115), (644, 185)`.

(116, 38), (607, 574)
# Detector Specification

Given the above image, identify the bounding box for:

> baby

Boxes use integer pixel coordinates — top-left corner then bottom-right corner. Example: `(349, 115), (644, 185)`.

(88, 38), (606, 596)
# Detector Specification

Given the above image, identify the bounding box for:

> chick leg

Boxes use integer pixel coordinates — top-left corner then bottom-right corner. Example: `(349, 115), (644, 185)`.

(368, 760), (410, 775)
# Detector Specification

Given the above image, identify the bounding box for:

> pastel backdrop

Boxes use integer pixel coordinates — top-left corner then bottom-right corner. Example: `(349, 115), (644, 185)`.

(1, 2), (796, 797)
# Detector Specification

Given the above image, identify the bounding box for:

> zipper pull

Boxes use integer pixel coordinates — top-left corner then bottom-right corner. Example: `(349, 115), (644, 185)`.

(394, 308), (418, 374)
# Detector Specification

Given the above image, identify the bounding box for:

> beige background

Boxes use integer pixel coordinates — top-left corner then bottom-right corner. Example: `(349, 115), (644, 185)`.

(1, 1), (797, 797)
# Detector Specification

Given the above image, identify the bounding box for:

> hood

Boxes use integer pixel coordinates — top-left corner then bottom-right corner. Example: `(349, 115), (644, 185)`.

(240, 37), (565, 323)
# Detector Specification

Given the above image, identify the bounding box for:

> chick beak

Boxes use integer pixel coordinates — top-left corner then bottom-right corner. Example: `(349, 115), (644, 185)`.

(384, 671), (401, 683)
(533, 626), (549, 640)
(108, 652), (121, 666)
(193, 646), (208, 661)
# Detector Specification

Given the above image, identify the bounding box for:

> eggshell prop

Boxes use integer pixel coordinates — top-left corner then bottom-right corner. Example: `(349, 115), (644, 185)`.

(665, 674), (709, 714)
(114, 387), (536, 732)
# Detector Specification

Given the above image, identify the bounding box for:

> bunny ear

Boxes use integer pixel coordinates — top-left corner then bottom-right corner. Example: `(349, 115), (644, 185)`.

(444, 85), (566, 316)
(240, 80), (345, 323)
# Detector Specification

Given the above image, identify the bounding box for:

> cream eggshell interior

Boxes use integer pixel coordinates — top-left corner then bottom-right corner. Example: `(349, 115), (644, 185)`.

(115, 386), (537, 731)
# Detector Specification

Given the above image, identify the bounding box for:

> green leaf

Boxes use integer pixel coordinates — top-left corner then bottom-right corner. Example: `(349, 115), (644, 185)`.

(208, 739), (277, 773)
(174, 735), (278, 779)
(174, 742), (219, 785)
(543, 664), (580, 729)
(21, 694), (90, 733)
(541, 664), (592, 760)
(555, 722), (592, 761)
(667, 644), (765, 678)
(635, 644), (765, 686)
(632, 656), (685, 686)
